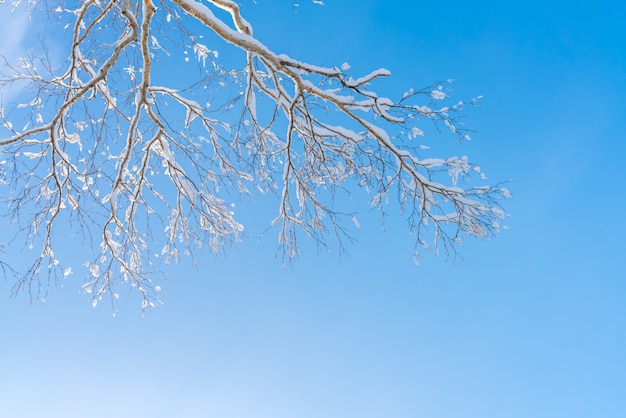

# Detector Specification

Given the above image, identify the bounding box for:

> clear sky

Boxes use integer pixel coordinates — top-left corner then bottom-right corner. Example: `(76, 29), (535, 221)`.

(1, 1), (625, 417)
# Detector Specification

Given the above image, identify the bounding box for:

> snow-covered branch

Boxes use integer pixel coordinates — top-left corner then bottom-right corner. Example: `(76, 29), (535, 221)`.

(0, 0), (509, 307)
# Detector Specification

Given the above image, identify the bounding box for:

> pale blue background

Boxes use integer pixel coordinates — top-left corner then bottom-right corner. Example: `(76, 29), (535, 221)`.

(1, 1), (625, 417)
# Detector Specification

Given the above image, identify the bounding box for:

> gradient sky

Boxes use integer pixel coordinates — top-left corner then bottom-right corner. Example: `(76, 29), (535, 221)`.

(1, 1), (625, 417)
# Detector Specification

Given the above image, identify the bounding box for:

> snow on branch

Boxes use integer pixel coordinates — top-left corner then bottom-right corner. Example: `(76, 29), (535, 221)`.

(0, 0), (509, 308)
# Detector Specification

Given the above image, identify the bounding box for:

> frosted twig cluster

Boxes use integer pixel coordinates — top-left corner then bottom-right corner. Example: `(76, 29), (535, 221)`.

(0, 0), (509, 307)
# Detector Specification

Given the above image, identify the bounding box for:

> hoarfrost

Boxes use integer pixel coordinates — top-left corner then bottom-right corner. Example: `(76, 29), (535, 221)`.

(431, 90), (446, 100)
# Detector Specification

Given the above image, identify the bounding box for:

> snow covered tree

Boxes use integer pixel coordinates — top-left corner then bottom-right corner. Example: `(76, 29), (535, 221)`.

(0, 0), (510, 307)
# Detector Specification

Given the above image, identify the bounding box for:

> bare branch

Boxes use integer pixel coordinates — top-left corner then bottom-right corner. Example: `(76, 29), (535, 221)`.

(0, 0), (510, 307)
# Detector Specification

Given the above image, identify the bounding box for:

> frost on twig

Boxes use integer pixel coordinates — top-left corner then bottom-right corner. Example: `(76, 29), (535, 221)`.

(0, 0), (509, 307)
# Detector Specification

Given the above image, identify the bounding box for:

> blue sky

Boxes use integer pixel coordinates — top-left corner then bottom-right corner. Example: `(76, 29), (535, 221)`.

(1, 1), (625, 417)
